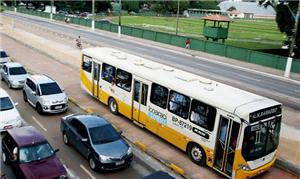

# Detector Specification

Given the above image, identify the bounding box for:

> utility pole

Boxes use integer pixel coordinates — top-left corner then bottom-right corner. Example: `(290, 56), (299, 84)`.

(50, 0), (54, 21)
(284, 1), (300, 78)
(118, 0), (122, 38)
(92, 0), (95, 31)
(175, 0), (180, 35)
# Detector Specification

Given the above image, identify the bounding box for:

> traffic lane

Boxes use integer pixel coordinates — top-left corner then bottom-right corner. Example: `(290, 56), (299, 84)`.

(3, 12), (300, 102)
(0, 82), (151, 179)
(1, 29), (298, 179)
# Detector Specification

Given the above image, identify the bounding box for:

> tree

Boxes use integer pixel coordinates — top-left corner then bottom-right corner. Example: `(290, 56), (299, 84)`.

(259, 0), (300, 51)
(189, 1), (220, 10)
(152, 0), (189, 14)
(123, 1), (140, 13)
(227, 6), (237, 11)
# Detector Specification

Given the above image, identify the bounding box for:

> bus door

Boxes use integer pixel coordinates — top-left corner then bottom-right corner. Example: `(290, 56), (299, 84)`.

(132, 78), (149, 125)
(92, 62), (101, 98)
(214, 116), (240, 176)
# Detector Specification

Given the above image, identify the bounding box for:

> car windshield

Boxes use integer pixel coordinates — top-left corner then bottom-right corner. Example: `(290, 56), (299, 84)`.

(89, 124), (121, 144)
(0, 97), (14, 111)
(19, 142), (55, 163)
(9, 67), (27, 75)
(40, 82), (62, 95)
(242, 117), (281, 161)
(0, 51), (8, 58)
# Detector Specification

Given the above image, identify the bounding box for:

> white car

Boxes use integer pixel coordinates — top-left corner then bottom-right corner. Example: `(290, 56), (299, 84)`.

(0, 62), (28, 88)
(0, 88), (23, 131)
(23, 74), (68, 114)
(0, 49), (10, 67)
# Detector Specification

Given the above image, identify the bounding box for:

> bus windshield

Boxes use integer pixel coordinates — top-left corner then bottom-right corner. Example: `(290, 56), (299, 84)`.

(242, 117), (281, 161)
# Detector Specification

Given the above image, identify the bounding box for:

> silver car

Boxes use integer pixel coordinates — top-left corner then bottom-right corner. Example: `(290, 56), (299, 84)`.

(0, 62), (27, 88)
(0, 49), (10, 67)
(23, 74), (68, 114)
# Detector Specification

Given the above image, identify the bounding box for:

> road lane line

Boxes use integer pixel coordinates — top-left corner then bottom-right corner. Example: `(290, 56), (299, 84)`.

(80, 164), (96, 179)
(195, 62), (212, 69)
(63, 164), (75, 178)
(32, 116), (47, 132)
(238, 74), (261, 82)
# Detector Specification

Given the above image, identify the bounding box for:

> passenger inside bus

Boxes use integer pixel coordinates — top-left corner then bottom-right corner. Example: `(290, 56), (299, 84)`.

(190, 105), (207, 127)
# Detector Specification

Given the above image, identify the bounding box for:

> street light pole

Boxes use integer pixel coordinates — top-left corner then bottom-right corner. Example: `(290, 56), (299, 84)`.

(50, 0), (53, 21)
(175, 0), (180, 35)
(14, 0), (16, 13)
(118, 0), (122, 38)
(284, 1), (300, 78)
(92, 0), (95, 31)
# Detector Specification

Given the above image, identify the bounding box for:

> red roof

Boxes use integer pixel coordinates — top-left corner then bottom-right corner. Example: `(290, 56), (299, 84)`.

(201, 15), (232, 22)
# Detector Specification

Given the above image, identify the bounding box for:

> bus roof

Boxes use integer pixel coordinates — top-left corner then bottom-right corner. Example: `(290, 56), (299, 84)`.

(82, 47), (281, 122)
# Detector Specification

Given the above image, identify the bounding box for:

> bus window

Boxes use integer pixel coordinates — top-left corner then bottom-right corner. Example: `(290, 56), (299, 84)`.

(168, 91), (190, 119)
(189, 99), (216, 131)
(82, 56), (92, 73)
(141, 84), (148, 106)
(101, 63), (115, 83)
(116, 69), (132, 92)
(150, 83), (169, 109)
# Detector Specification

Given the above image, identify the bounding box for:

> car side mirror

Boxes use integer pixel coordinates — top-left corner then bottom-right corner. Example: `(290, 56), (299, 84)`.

(61, 88), (65, 92)
(54, 149), (60, 153)
(32, 91), (36, 95)
(4, 72), (7, 75)
(81, 138), (88, 142)
(118, 130), (123, 135)
(14, 102), (18, 106)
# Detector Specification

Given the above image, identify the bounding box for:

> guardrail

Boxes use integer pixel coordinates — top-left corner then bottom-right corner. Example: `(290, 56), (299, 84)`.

(4, 7), (300, 74)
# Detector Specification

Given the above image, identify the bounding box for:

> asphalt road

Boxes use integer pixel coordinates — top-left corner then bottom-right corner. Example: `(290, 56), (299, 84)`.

(0, 82), (160, 179)
(2, 12), (300, 111)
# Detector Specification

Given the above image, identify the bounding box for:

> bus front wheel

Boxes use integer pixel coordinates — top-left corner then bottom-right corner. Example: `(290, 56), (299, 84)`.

(108, 98), (118, 115)
(187, 143), (206, 166)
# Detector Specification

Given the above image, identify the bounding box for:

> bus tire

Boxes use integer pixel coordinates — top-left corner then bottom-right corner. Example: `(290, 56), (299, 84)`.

(187, 143), (206, 166)
(108, 98), (118, 115)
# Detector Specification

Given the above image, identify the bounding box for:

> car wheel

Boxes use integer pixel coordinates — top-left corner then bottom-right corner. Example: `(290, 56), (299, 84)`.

(36, 103), (44, 115)
(8, 82), (12, 89)
(89, 156), (97, 171)
(187, 143), (206, 166)
(2, 152), (8, 164)
(108, 98), (118, 115)
(63, 133), (70, 145)
(23, 91), (28, 102)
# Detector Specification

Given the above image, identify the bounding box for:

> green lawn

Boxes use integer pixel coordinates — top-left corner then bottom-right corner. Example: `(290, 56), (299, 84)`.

(108, 16), (284, 50)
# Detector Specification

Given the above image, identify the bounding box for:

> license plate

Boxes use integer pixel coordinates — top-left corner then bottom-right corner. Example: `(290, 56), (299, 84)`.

(116, 160), (125, 166)
(55, 105), (62, 109)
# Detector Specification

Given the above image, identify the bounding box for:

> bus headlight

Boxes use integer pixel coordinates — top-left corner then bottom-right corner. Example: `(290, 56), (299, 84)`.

(238, 164), (251, 171)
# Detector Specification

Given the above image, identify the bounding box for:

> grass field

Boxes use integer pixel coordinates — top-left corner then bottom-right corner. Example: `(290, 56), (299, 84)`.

(109, 16), (284, 50)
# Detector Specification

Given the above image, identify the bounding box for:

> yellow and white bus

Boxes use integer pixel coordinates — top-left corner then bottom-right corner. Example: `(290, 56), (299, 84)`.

(80, 47), (282, 178)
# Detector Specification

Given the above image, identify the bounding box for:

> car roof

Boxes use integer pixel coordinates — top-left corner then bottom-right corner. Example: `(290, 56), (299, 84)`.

(75, 115), (110, 128)
(0, 88), (10, 98)
(30, 74), (55, 84)
(5, 62), (23, 68)
(8, 126), (47, 147)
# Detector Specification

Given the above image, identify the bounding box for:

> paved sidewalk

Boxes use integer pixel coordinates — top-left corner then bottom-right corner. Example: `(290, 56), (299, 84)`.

(1, 13), (299, 177)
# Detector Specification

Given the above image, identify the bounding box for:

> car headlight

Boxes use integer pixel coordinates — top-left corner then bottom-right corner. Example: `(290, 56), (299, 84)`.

(127, 147), (132, 155)
(238, 164), (251, 171)
(64, 96), (68, 103)
(99, 154), (111, 162)
(43, 99), (51, 105)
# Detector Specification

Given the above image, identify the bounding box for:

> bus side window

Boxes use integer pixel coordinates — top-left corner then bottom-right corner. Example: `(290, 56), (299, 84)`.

(101, 63), (115, 83)
(150, 83), (169, 109)
(168, 90), (190, 119)
(82, 56), (92, 73)
(116, 69), (132, 92)
(189, 99), (216, 131)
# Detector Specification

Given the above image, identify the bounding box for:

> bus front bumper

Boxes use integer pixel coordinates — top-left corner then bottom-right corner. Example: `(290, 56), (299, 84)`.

(235, 157), (276, 179)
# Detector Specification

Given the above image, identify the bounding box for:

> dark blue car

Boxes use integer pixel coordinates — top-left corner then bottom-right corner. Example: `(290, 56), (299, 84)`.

(60, 114), (133, 171)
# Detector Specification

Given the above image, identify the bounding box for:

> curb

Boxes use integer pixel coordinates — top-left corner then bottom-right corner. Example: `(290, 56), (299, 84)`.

(276, 157), (300, 177)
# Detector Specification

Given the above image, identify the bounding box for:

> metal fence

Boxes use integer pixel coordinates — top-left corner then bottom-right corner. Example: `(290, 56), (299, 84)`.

(4, 7), (300, 73)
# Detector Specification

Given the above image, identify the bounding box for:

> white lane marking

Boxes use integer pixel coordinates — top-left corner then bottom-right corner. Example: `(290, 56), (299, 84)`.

(63, 164), (75, 178)
(195, 62), (212, 69)
(238, 74), (261, 82)
(80, 164), (96, 179)
(32, 116), (47, 132)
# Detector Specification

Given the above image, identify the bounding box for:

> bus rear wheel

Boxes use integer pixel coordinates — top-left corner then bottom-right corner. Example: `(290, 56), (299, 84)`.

(187, 143), (206, 166)
(108, 98), (118, 115)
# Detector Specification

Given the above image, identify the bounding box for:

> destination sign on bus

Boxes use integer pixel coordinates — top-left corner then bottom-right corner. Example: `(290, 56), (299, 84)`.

(249, 105), (281, 123)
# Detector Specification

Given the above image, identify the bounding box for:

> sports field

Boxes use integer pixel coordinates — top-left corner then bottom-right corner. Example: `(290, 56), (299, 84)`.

(110, 16), (284, 50)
